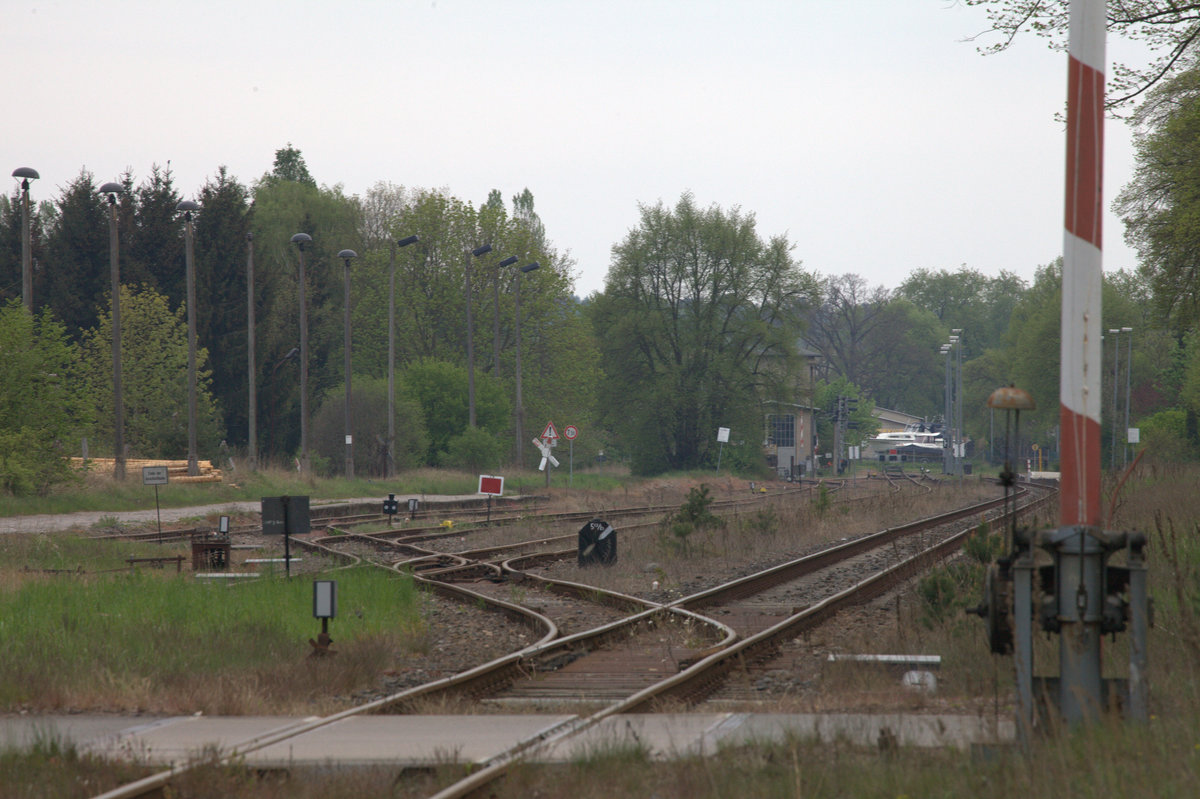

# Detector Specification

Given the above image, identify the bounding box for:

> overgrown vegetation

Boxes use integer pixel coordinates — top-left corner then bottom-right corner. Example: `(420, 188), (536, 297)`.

(0, 564), (426, 714)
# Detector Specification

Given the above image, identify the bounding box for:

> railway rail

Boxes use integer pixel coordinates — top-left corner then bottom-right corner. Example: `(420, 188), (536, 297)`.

(94, 476), (1045, 799)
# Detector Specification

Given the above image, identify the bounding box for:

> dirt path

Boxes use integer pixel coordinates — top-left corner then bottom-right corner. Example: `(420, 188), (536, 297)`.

(0, 494), (468, 535)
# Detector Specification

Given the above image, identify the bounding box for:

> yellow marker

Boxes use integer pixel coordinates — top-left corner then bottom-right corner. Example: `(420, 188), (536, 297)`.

(440, 520), (455, 529)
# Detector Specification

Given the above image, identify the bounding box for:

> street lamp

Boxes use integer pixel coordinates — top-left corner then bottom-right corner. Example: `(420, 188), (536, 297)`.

(493, 255), (519, 376)
(940, 343), (952, 475)
(1122, 326), (1133, 469)
(101, 181), (125, 480)
(387, 234), (419, 478)
(246, 233), (257, 470)
(11, 167), (38, 312)
(177, 200), (201, 477)
(951, 329), (963, 476)
(467, 243), (492, 428)
(1108, 328), (1121, 470)
(291, 232), (313, 473)
(514, 261), (540, 464)
(338, 248), (358, 478)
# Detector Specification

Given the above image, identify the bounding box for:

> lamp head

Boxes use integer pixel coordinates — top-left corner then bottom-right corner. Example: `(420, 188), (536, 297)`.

(338, 249), (358, 261)
(99, 182), (123, 205)
(291, 232), (313, 249)
(498, 255), (518, 268)
(176, 199), (200, 220)
(520, 262), (541, 273)
(471, 244), (492, 258)
(396, 234), (419, 247)
(12, 167), (39, 188)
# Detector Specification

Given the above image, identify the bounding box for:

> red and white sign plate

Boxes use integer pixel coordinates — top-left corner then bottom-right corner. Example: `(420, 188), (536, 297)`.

(541, 422), (559, 441)
(478, 474), (504, 496)
(564, 425), (579, 441)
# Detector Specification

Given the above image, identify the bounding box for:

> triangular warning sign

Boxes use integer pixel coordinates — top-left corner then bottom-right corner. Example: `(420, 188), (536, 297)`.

(541, 422), (559, 441)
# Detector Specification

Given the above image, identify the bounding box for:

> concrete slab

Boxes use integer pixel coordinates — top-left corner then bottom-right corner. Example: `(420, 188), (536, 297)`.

(2, 712), (1015, 768)
(542, 714), (733, 761)
(100, 716), (319, 765)
(724, 713), (1015, 750)
(0, 715), (165, 752)
(245, 714), (577, 768)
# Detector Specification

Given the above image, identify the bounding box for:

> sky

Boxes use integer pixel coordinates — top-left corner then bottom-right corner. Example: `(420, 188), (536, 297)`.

(6, 1), (1152, 299)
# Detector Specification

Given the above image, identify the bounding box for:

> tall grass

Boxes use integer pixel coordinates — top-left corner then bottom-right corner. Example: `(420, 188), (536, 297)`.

(0, 566), (425, 714)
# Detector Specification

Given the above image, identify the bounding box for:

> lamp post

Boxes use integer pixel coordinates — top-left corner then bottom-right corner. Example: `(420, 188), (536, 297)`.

(467, 244), (492, 428)
(338, 248), (358, 478)
(12, 168), (38, 312)
(1108, 328), (1121, 470)
(387, 234), (419, 478)
(951, 329), (963, 476)
(1123, 326), (1133, 469)
(493, 255), (519, 376)
(940, 342), (951, 475)
(246, 233), (257, 470)
(291, 233), (313, 473)
(177, 200), (201, 476)
(514, 261), (539, 464)
(101, 181), (125, 480)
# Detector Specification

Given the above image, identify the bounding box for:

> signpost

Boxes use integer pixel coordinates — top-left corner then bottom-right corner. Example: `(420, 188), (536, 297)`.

(533, 437), (560, 487)
(716, 427), (730, 473)
(311, 580), (337, 655)
(563, 425), (579, 486)
(478, 474), (504, 521)
(261, 495), (310, 577)
(142, 466), (168, 542)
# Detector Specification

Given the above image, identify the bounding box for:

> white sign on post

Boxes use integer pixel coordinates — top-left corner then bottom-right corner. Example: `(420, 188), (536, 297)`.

(717, 427), (730, 443)
(1128, 428), (1140, 444)
(533, 438), (560, 471)
(142, 466), (168, 486)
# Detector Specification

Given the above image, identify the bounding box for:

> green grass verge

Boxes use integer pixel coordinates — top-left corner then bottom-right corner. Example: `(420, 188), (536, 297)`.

(0, 565), (425, 712)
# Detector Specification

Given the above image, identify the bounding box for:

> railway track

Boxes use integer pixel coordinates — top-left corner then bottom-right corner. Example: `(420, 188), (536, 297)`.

(95, 477), (1047, 799)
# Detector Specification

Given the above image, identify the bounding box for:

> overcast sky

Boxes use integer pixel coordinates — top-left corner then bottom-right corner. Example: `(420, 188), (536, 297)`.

(7, 1), (1149, 298)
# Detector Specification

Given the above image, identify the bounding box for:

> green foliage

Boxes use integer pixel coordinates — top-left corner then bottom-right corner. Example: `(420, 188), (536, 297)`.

(915, 563), (978, 627)
(593, 193), (818, 475)
(963, 521), (1004, 565)
(441, 426), (507, 472)
(401, 359), (510, 465)
(664, 484), (725, 553)
(0, 565), (423, 709)
(0, 303), (89, 494)
(310, 376), (429, 476)
(78, 284), (224, 459)
(811, 482), (831, 517)
(1138, 408), (1195, 462)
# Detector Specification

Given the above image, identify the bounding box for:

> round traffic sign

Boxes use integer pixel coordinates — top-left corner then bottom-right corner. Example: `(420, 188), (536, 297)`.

(564, 425), (579, 441)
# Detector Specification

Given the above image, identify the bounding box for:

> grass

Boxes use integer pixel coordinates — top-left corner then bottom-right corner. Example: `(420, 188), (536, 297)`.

(0, 565), (427, 714)
(0, 465), (487, 518)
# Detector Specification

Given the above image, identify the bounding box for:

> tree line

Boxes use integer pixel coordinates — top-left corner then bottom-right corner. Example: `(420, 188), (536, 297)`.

(4, 102), (1200, 494)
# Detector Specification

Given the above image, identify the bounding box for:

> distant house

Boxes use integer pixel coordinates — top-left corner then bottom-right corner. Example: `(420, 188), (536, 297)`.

(873, 406), (926, 434)
(763, 347), (822, 478)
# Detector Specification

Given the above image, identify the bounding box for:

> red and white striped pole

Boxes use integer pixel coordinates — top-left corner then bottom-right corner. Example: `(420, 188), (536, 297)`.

(1061, 0), (1106, 528)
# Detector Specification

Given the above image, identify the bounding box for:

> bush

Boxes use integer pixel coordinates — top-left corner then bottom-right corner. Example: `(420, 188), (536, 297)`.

(440, 427), (507, 473)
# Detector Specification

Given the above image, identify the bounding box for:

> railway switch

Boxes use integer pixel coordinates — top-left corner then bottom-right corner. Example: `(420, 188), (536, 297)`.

(972, 386), (1150, 740)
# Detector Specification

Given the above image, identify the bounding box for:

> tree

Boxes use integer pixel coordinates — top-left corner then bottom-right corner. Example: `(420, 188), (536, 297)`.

(42, 170), (108, 334)
(264, 143), (316, 187)
(963, 1), (1200, 109)
(1115, 67), (1200, 335)
(78, 285), (223, 459)
(310, 376), (428, 476)
(0, 302), (89, 494)
(401, 360), (509, 465)
(128, 165), (184, 303)
(592, 194), (817, 475)
(194, 167), (252, 448)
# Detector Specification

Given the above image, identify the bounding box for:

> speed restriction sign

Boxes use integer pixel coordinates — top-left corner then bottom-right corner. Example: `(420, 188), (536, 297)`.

(564, 425), (579, 441)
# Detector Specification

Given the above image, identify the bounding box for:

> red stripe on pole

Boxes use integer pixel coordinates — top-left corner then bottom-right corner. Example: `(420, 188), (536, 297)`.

(1060, 405), (1101, 526)
(1064, 56), (1104, 249)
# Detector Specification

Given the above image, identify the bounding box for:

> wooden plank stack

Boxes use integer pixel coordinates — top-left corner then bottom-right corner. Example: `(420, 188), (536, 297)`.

(70, 458), (223, 483)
